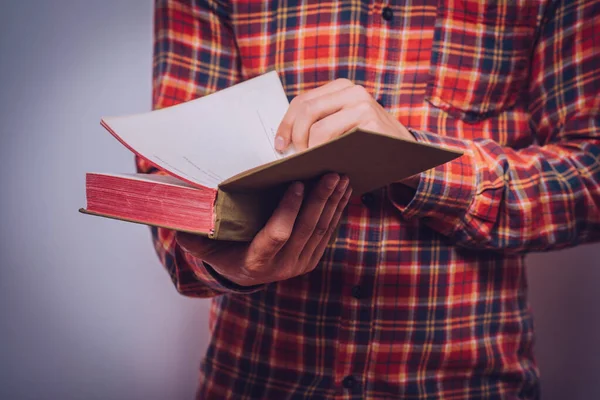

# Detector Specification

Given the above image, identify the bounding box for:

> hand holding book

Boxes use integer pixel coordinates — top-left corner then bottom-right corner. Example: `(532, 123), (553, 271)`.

(177, 174), (350, 287)
(274, 78), (422, 189)
(81, 71), (461, 241)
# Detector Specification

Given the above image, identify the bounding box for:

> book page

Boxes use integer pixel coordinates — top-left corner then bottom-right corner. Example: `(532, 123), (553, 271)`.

(93, 173), (198, 188)
(102, 71), (294, 189)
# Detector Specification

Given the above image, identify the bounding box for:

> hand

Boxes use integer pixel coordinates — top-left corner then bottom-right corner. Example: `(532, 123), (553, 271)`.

(275, 78), (416, 151)
(274, 78), (420, 188)
(176, 174), (352, 287)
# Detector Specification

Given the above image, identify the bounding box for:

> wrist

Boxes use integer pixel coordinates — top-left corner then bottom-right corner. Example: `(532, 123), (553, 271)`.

(202, 261), (265, 290)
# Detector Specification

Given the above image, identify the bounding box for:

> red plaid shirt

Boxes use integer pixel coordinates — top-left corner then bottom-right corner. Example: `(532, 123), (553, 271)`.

(140, 0), (600, 398)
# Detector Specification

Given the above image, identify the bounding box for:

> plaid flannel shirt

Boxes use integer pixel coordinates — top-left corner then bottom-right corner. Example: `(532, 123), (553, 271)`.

(138, 0), (600, 398)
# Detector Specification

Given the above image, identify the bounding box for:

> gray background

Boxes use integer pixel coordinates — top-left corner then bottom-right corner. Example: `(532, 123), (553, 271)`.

(0, 1), (598, 399)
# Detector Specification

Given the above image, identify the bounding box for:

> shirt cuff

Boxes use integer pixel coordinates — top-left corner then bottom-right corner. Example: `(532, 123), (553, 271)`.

(388, 128), (478, 236)
(179, 245), (266, 295)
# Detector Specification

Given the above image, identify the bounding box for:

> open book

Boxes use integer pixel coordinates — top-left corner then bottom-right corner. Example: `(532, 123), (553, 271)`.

(81, 71), (462, 241)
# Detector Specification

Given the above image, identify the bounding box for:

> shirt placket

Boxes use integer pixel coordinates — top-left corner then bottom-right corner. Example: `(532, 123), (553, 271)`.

(332, 2), (395, 397)
(335, 192), (385, 398)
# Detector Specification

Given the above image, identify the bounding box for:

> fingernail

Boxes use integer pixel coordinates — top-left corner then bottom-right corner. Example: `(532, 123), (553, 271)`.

(275, 136), (285, 152)
(326, 174), (340, 189)
(292, 182), (304, 196)
(338, 178), (349, 192)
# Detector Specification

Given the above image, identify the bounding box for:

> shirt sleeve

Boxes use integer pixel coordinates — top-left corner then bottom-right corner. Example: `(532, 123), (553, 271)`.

(389, 0), (600, 254)
(138, 0), (265, 297)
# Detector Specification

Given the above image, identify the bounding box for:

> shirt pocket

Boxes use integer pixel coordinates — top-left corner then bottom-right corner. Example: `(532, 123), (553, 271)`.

(425, 0), (543, 124)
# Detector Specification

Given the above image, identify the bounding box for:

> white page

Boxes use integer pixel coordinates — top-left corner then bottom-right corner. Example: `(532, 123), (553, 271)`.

(94, 173), (198, 189)
(102, 71), (294, 188)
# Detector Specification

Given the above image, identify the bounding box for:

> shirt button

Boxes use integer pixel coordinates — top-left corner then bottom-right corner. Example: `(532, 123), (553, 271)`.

(342, 375), (357, 389)
(361, 192), (375, 208)
(351, 285), (362, 299)
(382, 6), (394, 21)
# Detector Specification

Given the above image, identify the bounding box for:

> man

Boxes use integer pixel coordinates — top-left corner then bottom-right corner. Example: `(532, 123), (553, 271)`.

(139, 0), (600, 398)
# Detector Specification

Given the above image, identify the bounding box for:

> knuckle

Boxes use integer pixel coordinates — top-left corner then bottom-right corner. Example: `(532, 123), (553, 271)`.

(245, 261), (261, 274)
(351, 84), (369, 98)
(290, 95), (304, 107)
(265, 226), (290, 246)
(242, 254), (264, 275)
(301, 101), (314, 117)
(309, 120), (324, 137)
(336, 78), (354, 86)
(326, 220), (338, 235)
(356, 100), (372, 113)
(313, 225), (328, 237)
(245, 248), (267, 269)
(294, 221), (315, 237)
(280, 116), (293, 127)
(292, 131), (309, 150)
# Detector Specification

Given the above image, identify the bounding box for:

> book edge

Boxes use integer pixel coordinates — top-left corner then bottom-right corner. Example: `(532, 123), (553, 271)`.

(79, 208), (211, 237)
(99, 119), (213, 191)
(219, 127), (463, 190)
(86, 172), (201, 190)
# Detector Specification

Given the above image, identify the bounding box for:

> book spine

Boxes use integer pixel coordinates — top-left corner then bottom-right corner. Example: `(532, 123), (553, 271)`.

(210, 186), (285, 241)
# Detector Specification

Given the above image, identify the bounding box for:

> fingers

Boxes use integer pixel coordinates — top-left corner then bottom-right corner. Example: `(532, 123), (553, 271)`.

(282, 173), (340, 256)
(275, 78), (355, 152)
(288, 85), (368, 151)
(307, 103), (367, 148)
(297, 176), (349, 268)
(247, 182), (304, 265)
(308, 184), (353, 269)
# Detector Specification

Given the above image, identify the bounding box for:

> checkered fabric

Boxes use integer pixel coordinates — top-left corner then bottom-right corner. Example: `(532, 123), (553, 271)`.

(138, 0), (600, 398)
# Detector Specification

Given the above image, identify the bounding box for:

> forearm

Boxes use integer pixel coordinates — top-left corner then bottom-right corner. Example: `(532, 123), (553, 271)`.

(389, 127), (600, 253)
(391, 0), (600, 254)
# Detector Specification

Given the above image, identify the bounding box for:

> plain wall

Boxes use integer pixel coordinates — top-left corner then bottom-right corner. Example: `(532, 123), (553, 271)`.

(0, 1), (598, 399)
